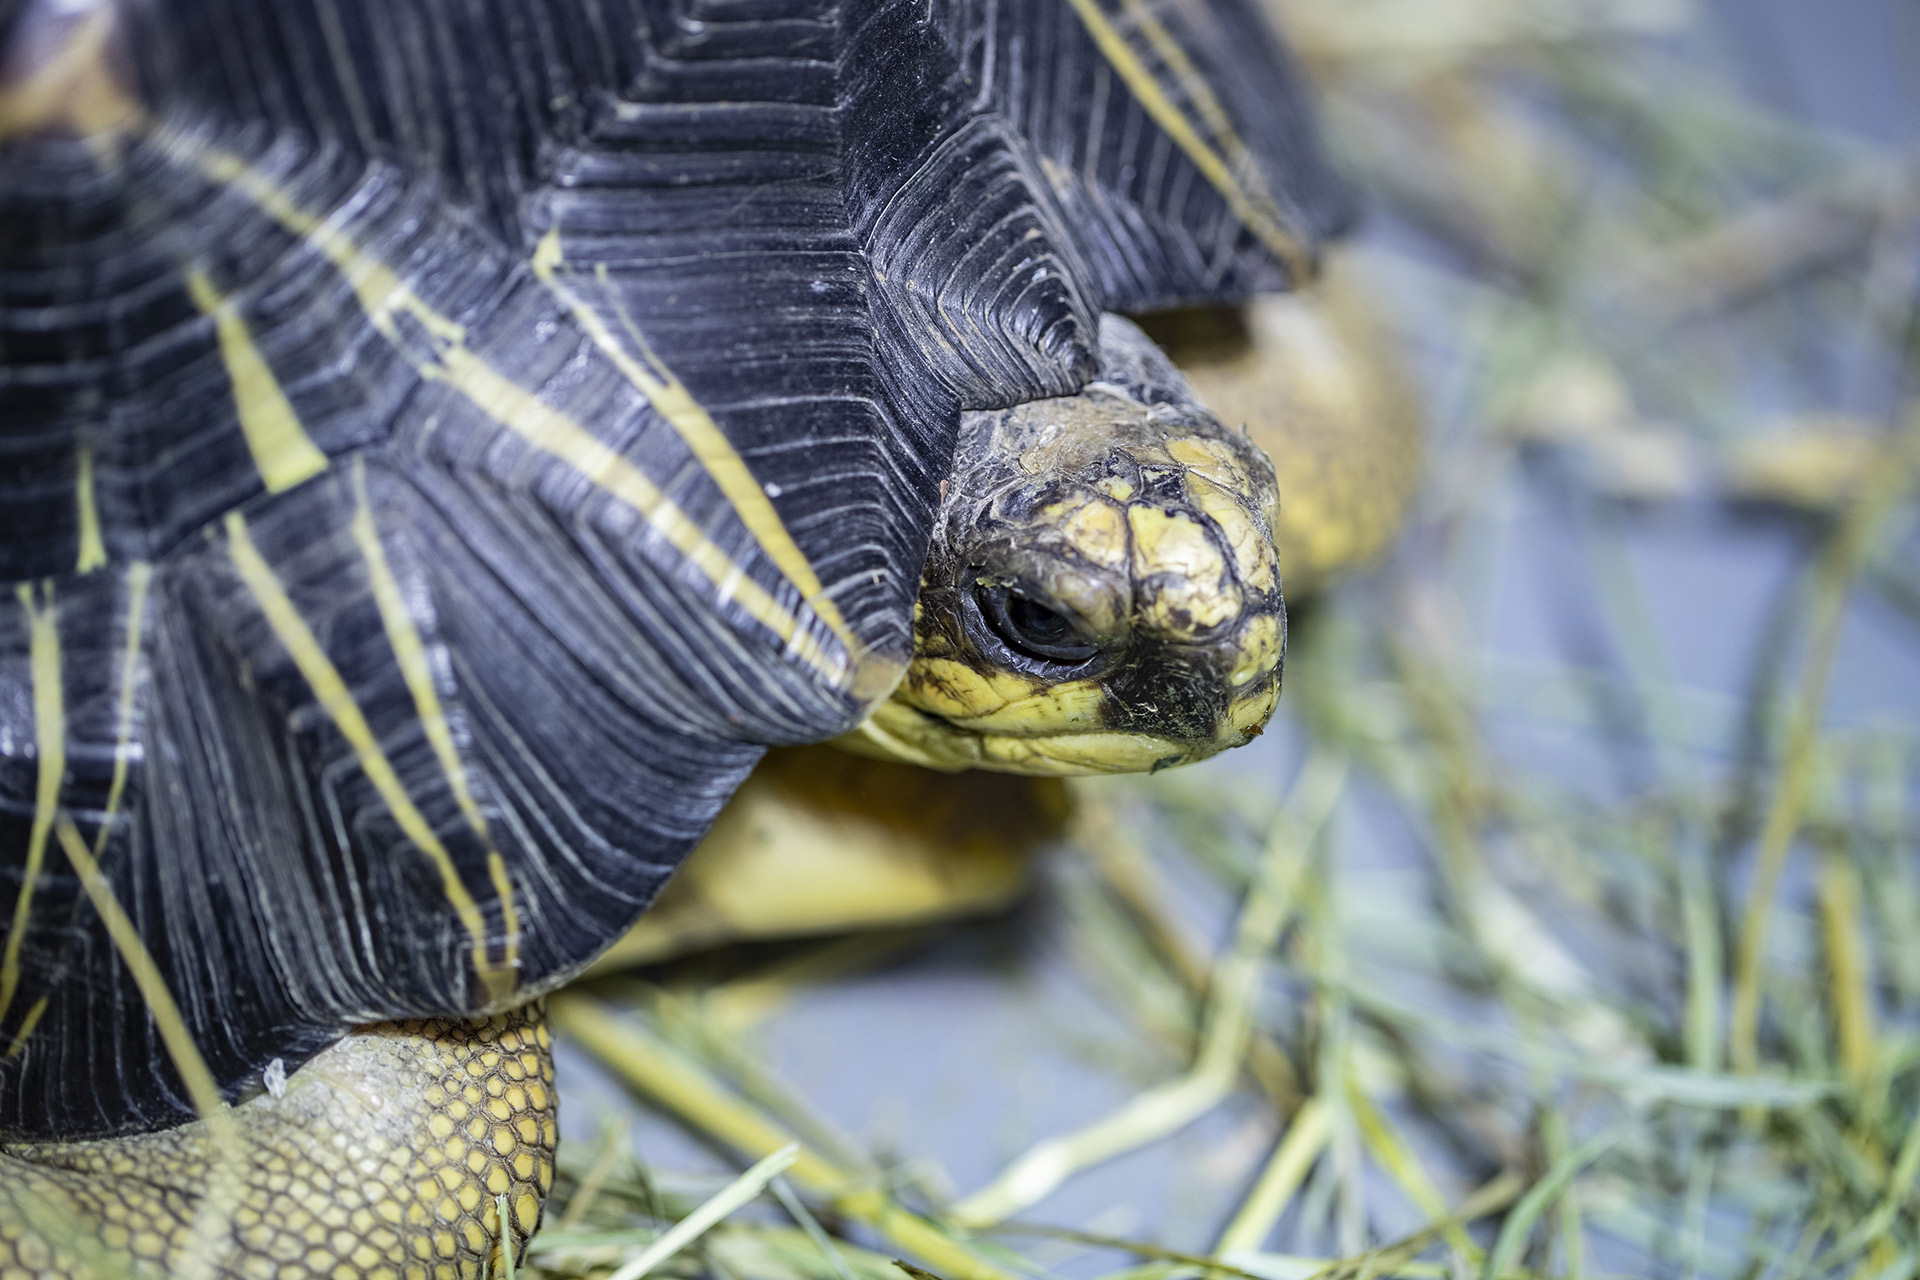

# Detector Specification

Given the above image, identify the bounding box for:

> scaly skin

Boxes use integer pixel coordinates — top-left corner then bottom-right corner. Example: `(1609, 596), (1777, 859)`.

(0, 1009), (554, 1280)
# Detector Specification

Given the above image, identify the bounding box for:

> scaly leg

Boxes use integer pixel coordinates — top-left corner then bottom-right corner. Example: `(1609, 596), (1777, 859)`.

(0, 1006), (554, 1280)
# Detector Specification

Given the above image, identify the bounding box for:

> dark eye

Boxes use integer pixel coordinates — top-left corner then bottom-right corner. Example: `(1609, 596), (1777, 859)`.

(978, 585), (1100, 664)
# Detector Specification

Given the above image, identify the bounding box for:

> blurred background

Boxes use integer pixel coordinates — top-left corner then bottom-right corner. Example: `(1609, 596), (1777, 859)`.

(532, 2), (1920, 1277)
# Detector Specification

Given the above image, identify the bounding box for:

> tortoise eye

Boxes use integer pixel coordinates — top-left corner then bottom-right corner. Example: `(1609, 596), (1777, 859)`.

(978, 585), (1100, 664)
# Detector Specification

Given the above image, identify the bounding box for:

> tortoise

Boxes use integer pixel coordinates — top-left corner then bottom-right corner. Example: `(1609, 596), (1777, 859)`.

(0, 0), (1353, 1273)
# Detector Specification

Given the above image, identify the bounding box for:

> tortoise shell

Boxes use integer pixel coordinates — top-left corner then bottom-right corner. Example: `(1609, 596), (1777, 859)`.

(0, 0), (1352, 1138)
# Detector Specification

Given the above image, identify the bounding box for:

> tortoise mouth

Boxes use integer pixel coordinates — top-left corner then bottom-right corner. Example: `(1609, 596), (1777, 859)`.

(835, 660), (1281, 777)
(837, 697), (1204, 776)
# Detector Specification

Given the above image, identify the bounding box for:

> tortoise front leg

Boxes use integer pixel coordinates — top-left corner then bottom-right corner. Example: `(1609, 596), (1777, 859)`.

(0, 1006), (555, 1280)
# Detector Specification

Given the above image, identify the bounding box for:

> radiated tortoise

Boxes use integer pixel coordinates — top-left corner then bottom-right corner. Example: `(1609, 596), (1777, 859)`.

(0, 0), (1354, 1274)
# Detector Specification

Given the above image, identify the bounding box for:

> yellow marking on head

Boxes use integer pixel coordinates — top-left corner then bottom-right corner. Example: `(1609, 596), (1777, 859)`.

(943, 678), (1109, 734)
(1127, 505), (1239, 634)
(74, 446), (107, 572)
(864, 655), (1223, 775)
(852, 699), (1193, 775)
(95, 560), (153, 857)
(1063, 0), (1310, 279)
(53, 812), (244, 1277)
(902, 656), (1044, 722)
(1167, 435), (1251, 492)
(985, 729), (1194, 772)
(148, 127), (877, 694)
(1060, 497), (1131, 572)
(1188, 472), (1277, 593)
(533, 231), (856, 653)
(0, 582), (64, 1029)
(837, 699), (992, 772)
(1097, 475), (1135, 501)
(1226, 677), (1281, 737)
(3, 995), (48, 1058)
(1230, 611), (1284, 689)
(901, 658), (1103, 733)
(183, 266), (330, 493)
(225, 511), (512, 1002)
(0, 3), (139, 145)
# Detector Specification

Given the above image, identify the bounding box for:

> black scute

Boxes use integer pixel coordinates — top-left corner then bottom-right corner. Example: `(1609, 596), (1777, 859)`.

(943, 0), (1356, 309)
(0, 0), (1345, 1138)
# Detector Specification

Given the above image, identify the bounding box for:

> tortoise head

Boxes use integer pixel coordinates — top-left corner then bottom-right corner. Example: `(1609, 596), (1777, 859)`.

(844, 317), (1285, 775)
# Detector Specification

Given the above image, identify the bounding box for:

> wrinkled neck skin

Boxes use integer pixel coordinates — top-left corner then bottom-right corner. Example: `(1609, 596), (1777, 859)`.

(845, 315), (1286, 776)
